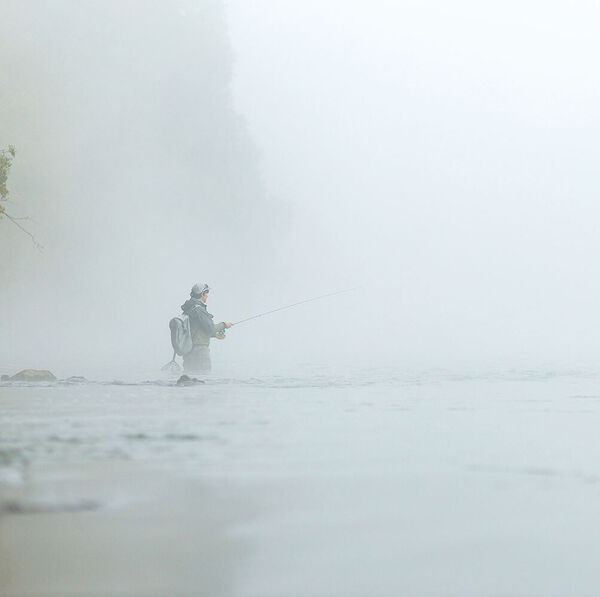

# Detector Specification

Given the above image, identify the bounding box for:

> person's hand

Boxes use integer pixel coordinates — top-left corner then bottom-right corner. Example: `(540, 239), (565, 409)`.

(224, 322), (233, 328)
(216, 332), (226, 340)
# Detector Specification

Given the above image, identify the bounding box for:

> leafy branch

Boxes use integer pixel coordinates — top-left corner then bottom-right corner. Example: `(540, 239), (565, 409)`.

(0, 145), (15, 202)
(1, 146), (43, 250)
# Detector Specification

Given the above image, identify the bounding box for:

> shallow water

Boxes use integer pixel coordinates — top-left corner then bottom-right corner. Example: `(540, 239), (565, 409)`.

(2, 365), (600, 595)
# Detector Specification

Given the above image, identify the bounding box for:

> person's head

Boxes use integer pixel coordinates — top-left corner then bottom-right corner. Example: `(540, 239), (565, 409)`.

(191, 282), (210, 304)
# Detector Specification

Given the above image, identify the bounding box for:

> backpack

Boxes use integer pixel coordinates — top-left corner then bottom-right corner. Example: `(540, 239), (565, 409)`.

(169, 312), (193, 356)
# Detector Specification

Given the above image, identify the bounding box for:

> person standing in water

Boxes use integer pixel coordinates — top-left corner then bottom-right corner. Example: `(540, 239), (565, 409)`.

(181, 283), (232, 373)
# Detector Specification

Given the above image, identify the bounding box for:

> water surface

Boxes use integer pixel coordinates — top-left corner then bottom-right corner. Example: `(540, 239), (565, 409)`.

(2, 365), (600, 596)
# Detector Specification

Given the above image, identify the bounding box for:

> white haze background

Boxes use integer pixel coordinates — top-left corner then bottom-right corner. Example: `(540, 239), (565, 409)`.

(2, 0), (600, 376)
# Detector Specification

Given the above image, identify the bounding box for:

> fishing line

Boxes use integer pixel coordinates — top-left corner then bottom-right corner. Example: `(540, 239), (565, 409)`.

(232, 287), (358, 326)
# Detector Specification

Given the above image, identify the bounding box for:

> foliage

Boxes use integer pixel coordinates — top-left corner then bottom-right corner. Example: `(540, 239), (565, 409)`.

(0, 146), (42, 249)
(0, 145), (16, 214)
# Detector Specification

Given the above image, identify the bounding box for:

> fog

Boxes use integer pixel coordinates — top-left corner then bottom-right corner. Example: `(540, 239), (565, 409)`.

(2, 0), (600, 376)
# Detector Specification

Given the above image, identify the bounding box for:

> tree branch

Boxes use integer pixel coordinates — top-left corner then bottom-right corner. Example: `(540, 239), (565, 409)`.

(3, 210), (44, 251)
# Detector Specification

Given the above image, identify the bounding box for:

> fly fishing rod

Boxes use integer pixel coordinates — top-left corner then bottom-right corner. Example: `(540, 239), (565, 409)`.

(231, 287), (358, 327)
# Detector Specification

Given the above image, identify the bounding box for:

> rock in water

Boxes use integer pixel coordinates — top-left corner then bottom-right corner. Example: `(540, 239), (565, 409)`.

(10, 369), (57, 382)
(176, 375), (205, 387)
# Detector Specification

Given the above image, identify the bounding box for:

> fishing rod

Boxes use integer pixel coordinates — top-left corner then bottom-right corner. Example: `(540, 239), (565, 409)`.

(232, 287), (358, 327)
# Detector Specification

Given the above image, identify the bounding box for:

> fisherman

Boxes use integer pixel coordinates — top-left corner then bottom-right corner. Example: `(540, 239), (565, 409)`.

(181, 283), (232, 374)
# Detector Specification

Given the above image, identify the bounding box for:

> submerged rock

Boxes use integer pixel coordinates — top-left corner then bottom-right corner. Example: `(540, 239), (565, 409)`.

(10, 369), (57, 382)
(176, 374), (205, 387)
(65, 376), (87, 383)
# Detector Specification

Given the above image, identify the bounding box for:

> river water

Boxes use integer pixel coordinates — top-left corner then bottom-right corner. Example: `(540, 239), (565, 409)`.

(2, 364), (600, 596)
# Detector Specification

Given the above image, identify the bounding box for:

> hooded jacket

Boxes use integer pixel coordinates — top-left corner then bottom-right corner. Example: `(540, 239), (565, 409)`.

(181, 298), (226, 347)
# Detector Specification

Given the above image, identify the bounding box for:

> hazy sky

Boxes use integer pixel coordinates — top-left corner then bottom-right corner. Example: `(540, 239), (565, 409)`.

(223, 0), (600, 367)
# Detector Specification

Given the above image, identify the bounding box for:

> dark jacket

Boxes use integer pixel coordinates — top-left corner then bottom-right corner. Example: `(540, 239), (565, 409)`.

(181, 298), (226, 347)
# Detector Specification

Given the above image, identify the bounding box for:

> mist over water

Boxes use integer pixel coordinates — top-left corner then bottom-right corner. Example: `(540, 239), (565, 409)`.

(2, 0), (600, 375)
(0, 1), (285, 376)
(4, 6), (600, 595)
